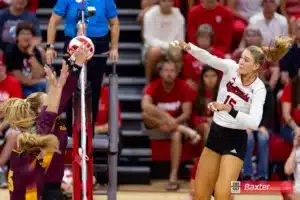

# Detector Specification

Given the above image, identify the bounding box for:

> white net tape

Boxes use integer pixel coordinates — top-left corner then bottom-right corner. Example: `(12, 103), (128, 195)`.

(80, 64), (88, 200)
(79, 7), (88, 200)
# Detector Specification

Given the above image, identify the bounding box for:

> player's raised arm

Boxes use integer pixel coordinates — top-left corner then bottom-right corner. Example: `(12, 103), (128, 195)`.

(44, 63), (69, 114)
(170, 40), (237, 74)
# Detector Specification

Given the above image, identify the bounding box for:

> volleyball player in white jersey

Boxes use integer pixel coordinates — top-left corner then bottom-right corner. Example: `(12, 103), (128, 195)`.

(171, 36), (292, 200)
(285, 133), (300, 199)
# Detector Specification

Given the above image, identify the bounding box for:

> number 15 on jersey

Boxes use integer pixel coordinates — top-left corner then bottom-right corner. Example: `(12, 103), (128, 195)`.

(224, 95), (237, 108)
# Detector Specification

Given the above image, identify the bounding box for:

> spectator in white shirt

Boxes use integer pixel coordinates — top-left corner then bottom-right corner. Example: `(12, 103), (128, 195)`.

(248, 0), (288, 46)
(143, 0), (185, 83)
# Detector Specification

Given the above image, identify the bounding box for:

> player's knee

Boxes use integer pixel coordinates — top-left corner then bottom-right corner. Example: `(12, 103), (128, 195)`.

(194, 188), (210, 200)
(147, 47), (163, 60)
(214, 187), (231, 200)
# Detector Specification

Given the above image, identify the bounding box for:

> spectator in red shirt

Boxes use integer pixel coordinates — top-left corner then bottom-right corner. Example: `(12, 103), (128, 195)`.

(187, 0), (234, 53)
(142, 58), (200, 191)
(0, 55), (23, 135)
(232, 28), (280, 89)
(280, 68), (300, 144)
(93, 81), (122, 186)
(183, 24), (224, 90)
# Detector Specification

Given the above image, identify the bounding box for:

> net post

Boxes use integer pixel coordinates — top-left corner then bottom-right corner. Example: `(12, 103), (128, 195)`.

(107, 62), (118, 200)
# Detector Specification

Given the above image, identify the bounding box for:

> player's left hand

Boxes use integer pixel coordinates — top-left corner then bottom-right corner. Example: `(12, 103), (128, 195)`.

(259, 126), (269, 139)
(44, 61), (69, 88)
(104, 48), (119, 62)
(207, 102), (231, 112)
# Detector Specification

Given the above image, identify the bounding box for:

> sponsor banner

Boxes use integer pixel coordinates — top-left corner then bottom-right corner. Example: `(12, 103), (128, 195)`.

(231, 181), (294, 194)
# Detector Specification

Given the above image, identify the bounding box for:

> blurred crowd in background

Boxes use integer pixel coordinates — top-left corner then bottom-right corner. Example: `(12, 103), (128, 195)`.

(0, 0), (298, 194)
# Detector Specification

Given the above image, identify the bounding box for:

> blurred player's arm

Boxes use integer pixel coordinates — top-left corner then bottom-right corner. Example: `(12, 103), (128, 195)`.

(29, 54), (46, 79)
(10, 70), (41, 86)
(268, 65), (280, 89)
(108, 17), (120, 51)
(282, 102), (299, 131)
(0, 121), (9, 136)
(47, 13), (62, 45)
(0, 130), (17, 166)
(285, 148), (296, 175)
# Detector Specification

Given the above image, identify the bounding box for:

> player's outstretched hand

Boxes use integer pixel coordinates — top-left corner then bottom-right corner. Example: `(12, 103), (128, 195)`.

(44, 61), (69, 89)
(73, 45), (90, 65)
(170, 40), (191, 51)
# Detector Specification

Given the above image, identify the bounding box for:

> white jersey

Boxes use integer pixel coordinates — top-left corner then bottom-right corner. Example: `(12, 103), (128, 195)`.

(294, 148), (300, 193)
(188, 43), (266, 130)
(143, 5), (185, 50)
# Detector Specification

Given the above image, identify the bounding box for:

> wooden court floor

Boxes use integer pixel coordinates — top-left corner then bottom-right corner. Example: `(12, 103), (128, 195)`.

(0, 189), (283, 199)
(0, 190), (283, 200)
(0, 180), (284, 199)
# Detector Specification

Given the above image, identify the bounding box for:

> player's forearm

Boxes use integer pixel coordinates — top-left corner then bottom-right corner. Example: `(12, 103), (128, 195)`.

(287, 118), (299, 131)
(285, 149), (296, 175)
(0, 133), (16, 166)
(57, 64), (82, 115)
(110, 18), (120, 50)
(28, 56), (45, 79)
(142, 103), (168, 120)
(0, 121), (9, 132)
(46, 87), (63, 113)
(47, 15), (59, 44)
(187, 43), (231, 74)
(226, 106), (262, 130)
(268, 68), (280, 89)
(175, 113), (190, 124)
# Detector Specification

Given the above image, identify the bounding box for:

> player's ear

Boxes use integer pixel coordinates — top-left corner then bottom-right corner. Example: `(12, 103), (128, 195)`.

(253, 63), (260, 71)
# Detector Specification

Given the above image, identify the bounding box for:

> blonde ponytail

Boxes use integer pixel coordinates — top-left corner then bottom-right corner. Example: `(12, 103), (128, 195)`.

(263, 35), (293, 62)
(17, 132), (59, 157)
(0, 98), (36, 129)
(0, 92), (45, 129)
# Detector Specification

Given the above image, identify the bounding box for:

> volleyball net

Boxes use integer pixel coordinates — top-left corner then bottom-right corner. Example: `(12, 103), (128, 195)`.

(70, 2), (119, 199)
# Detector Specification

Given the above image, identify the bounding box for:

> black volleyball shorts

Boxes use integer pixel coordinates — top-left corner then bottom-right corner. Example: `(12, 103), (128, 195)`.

(206, 121), (248, 160)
